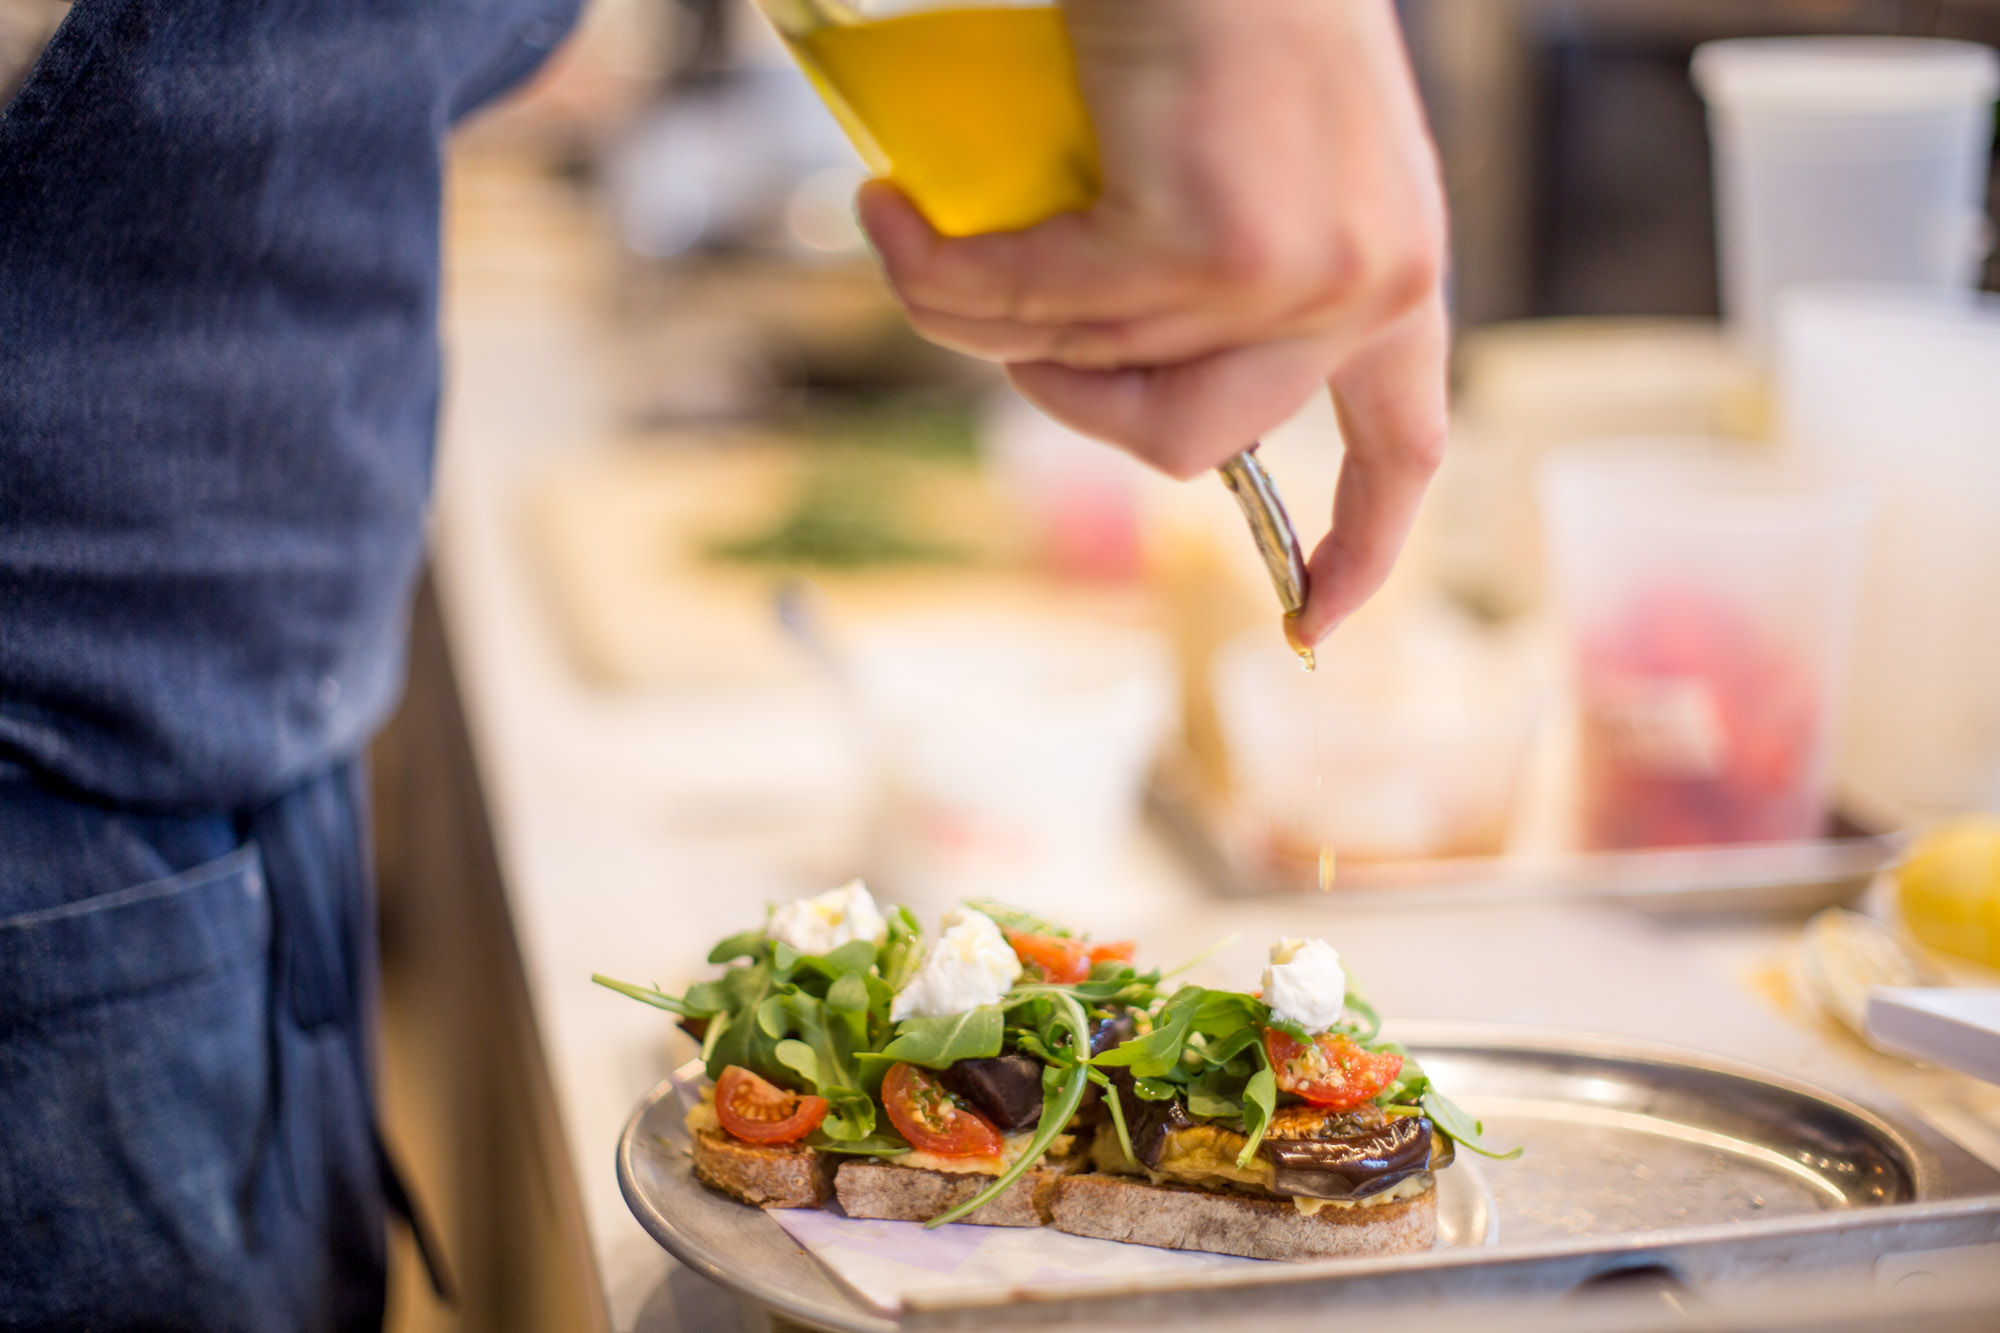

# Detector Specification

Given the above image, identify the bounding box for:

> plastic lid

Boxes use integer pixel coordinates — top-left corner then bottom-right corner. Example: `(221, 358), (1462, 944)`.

(1693, 38), (2000, 114)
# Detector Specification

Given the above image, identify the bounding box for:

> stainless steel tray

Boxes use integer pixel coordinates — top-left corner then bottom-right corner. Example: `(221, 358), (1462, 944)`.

(1147, 767), (1905, 917)
(616, 1024), (2000, 1330)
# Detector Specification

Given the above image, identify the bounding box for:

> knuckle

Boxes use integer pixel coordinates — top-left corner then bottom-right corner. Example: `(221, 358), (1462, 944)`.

(1205, 211), (1288, 296)
(1378, 238), (1443, 319)
(1400, 412), (1450, 477)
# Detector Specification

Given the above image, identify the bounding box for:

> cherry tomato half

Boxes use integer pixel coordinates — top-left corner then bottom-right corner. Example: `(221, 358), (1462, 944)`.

(715, 1065), (828, 1145)
(1006, 930), (1136, 985)
(882, 1061), (1004, 1157)
(1262, 1030), (1403, 1110)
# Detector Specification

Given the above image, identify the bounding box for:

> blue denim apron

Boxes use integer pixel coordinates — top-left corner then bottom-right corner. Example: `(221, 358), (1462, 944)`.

(0, 0), (576, 1326)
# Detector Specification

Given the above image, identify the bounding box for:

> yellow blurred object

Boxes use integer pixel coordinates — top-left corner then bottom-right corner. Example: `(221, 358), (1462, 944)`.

(1896, 816), (2000, 970)
(790, 7), (1100, 236)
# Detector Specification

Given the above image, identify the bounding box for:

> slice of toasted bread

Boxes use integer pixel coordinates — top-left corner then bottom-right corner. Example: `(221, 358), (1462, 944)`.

(834, 1160), (1076, 1228)
(690, 1125), (835, 1209)
(1049, 1172), (1436, 1261)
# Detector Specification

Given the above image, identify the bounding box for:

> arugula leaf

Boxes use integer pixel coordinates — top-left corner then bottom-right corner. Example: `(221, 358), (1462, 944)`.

(1375, 1047), (1430, 1107)
(1185, 1070), (1243, 1120)
(879, 1006), (1004, 1068)
(1193, 1025), (1263, 1072)
(1421, 1089), (1522, 1160)
(1131, 1076), (1180, 1102)
(591, 974), (705, 1017)
(774, 1039), (819, 1089)
(825, 972), (872, 1052)
(1342, 992), (1382, 1043)
(1235, 1065), (1278, 1169)
(682, 978), (731, 1015)
(963, 899), (1073, 938)
(790, 939), (881, 986)
(819, 1087), (877, 1142)
(1088, 1067), (1137, 1167)
(808, 1127), (909, 1157)
(1093, 987), (1205, 1076)
(704, 960), (786, 1084)
(707, 930), (766, 965)
(878, 907), (926, 993)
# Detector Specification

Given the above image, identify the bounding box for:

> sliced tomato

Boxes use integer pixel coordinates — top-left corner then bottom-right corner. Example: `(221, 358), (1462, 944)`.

(881, 1061), (1004, 1157)
(1087, 940), (1136, 967)
(1006, 930), (1136, 985)
(715, 1065), (828, 1145)
(1262, 1029), (1403, 1110)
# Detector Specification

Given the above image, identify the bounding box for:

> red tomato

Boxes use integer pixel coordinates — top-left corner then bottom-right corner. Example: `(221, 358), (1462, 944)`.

(882, 1061), (1004, 1157)
(1006, 930), (1135, 985)
(715, 1065), (828, 1145)
(1262, 1030), (1403, 1110)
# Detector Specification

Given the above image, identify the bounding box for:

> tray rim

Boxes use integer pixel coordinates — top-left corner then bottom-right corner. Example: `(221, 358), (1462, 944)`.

(616, 1020), (1975, 1329)
(1147, 760), (1907, 914)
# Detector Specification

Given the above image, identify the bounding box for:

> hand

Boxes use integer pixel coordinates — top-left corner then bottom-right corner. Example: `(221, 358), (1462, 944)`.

(856, 0), (1449, 642)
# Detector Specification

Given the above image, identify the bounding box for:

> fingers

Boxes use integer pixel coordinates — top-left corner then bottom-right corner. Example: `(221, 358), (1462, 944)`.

(1293, 297), (1449, 644)
(857, 180), (1199, 327)
(1005, 337), (1336, 480)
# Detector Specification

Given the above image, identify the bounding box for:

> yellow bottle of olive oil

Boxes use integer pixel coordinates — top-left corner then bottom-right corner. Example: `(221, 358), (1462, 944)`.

(788, 7), (1102, 236)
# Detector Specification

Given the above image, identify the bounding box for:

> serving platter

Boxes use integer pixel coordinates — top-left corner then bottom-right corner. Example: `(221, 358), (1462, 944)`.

(617, 1023), (2000, 1330)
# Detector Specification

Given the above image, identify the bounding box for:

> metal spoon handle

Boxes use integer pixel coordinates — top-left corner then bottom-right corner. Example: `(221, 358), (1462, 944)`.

(1216, 446), (1309, 617)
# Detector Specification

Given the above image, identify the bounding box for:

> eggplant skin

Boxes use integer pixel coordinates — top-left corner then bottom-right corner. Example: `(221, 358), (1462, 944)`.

(1108, 1071), (1441, 1201)
(940, 1055), (1045, 1133)
(1089, 1012), (1138, 1055)
(1262, 1113), (1434, 1200)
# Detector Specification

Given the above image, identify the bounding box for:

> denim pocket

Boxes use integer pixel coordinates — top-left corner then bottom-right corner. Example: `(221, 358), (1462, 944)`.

(0, 844), (278, 1327)
(0, 842), (269, 1017)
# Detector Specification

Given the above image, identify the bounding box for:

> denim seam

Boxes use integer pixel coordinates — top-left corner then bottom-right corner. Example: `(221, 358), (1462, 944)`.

(0, 842), (261, 932)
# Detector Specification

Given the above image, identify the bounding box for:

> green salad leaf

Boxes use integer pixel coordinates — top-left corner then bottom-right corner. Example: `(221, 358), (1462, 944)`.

(879, 1006), (1005, 1069)
(1421, 1088), (1523, 1160)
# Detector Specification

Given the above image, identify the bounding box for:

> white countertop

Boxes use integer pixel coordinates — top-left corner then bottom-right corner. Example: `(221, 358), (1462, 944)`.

(428, 161), (2000, 1332)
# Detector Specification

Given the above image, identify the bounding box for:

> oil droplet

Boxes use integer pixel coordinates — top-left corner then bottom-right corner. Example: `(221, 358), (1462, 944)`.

(1283, 613), (1315, 672)
(1318, 844), (1337, 892)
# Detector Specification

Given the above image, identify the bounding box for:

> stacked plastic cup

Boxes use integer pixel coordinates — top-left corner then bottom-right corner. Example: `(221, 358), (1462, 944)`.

(1776, 283), (2000, 815)
(1539, 439), (1870, 850)
(1692, 38), (1999, 359)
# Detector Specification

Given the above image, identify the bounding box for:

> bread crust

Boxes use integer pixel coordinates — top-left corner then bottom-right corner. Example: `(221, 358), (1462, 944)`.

(835, 1161), (1073, 1228)
(689, 1125), (835, 1209)
(1049, 1172), (1437, 1261)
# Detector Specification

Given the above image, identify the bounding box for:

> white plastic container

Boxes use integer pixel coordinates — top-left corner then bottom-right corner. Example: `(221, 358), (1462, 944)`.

(1691, 38), (1999, 358)
(847, 614), (1176, 910)
(1776, 282), (2000, 815)
(1211, 610), (1545, 866)
(1538, 439), (1870, 849)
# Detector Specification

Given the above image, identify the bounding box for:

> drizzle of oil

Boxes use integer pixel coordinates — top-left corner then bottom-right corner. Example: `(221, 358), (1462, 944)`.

(1283, 613), (1315, 672)
(1308, 659), (1335, 892)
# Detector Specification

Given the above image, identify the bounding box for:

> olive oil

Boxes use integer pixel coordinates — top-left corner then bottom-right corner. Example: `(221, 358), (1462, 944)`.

(789, 7), (1102, 237)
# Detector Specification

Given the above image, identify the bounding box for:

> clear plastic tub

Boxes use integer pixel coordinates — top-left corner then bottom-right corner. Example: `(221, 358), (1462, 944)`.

(1211, 611), (1545, 867)
(847, 613), (1175, 909)
(1539, 439), (1870, 849)
(1691, 37), (1999, 358)
(1776, 282), (2000, 813)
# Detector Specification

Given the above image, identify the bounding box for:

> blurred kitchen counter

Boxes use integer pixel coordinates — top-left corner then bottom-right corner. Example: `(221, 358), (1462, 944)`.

(385, 145), (2000, 1332)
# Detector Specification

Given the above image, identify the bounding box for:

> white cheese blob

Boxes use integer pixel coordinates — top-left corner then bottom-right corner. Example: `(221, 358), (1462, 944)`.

(1261, 937), (1348, 1033)
(889, 907), (1023, 1021)
(766, 879), (888, 956)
